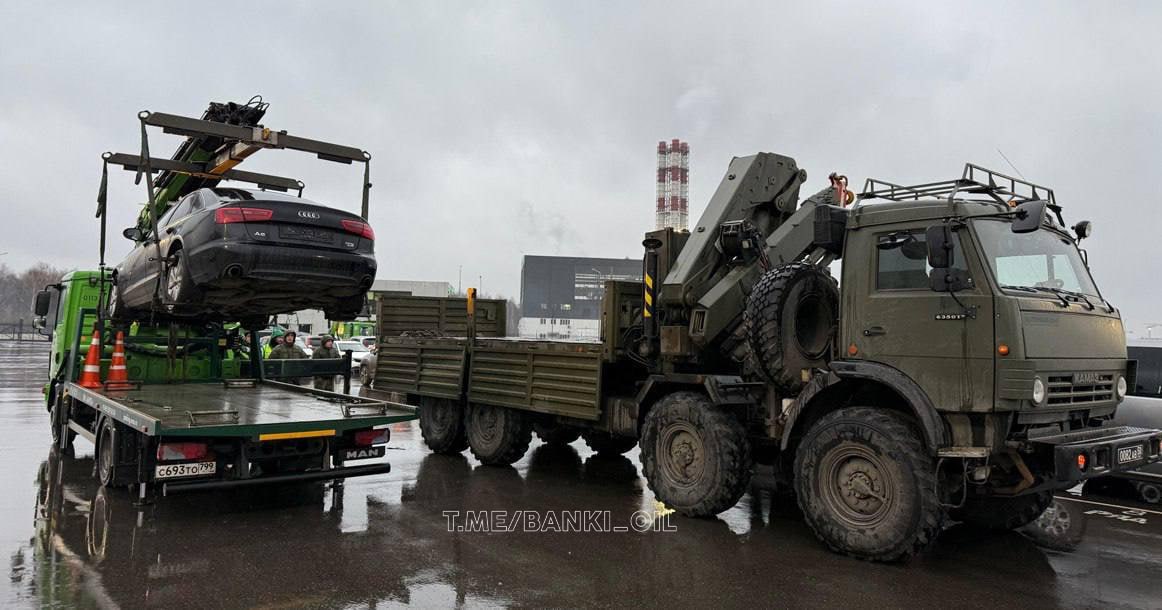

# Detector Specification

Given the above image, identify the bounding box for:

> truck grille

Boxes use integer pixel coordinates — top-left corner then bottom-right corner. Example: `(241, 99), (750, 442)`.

(1047, 373), (1115, 406)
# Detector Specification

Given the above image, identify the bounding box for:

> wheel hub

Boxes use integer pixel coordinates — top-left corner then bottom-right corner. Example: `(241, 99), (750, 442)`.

(821, 444), (894, 526)
(660, 424), (705, 486)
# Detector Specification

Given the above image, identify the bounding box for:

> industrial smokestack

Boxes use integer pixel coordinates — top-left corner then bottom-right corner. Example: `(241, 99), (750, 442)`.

(655, 139), (689, 231)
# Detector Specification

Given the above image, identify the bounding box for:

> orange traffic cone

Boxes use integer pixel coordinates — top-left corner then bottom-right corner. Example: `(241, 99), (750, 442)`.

(106, 331), (130, 389)
(78, 329), (103, 389)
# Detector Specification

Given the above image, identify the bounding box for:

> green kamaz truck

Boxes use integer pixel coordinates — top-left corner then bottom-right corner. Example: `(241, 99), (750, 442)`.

(374, 153), (1161, 561)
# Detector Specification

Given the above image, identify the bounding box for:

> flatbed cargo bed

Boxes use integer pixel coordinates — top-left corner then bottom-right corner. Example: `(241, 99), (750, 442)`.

(66, 380), (415, 438)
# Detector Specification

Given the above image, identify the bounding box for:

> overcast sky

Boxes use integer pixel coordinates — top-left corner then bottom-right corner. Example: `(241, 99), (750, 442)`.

(1, 1), (1159, 334)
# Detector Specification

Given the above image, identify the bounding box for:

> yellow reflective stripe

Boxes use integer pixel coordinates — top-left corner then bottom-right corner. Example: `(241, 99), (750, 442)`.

(259, 429), (336, 441)
(644, 274), (653, 289)
(643, 309), (652, 318)
(644, 293), (653, 306)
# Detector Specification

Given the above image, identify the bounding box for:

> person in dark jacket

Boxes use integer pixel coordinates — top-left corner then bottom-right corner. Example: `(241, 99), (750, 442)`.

(312, 334), (341, 391)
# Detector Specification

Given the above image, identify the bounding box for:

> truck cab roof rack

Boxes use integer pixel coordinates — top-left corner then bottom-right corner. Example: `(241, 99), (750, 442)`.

(858, 163), (1057, 209)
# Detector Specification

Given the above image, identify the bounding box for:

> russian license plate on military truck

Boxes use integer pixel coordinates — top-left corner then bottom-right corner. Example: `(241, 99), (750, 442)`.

(155, 462), (217, 479)
(1118, 445), (1144, 465)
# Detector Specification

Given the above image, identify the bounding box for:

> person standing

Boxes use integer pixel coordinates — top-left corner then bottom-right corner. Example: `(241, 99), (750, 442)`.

(312, 334), (341, 391)
(268, 329), (306, 360)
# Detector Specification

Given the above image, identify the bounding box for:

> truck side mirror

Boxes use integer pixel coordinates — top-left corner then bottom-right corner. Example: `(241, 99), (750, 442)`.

(33, 290), (52, 317)
(925, 225), (954, 269)
(1010, 200), (1047, 234)
(122, 226), (144, 241)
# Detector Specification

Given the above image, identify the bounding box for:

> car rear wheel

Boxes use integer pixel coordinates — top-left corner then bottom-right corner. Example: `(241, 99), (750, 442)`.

(163, 248), (198, 313)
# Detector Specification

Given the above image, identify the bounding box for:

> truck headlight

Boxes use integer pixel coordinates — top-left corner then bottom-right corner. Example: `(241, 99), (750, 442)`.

(1117, 376), (1127, 399)
(1032, 377), (1046, 405)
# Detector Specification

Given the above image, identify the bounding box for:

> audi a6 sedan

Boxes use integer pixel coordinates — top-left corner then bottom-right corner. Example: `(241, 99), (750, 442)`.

(111, 188), (376, 322)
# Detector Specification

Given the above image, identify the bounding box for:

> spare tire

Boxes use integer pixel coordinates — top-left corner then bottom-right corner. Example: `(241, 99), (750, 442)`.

(745, 262), (839, 393)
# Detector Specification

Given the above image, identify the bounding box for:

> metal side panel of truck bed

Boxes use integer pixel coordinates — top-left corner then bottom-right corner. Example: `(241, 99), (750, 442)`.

(468, 338), (603, 421)
(374, 337), (468, 399)
(65, 380), (415, 437)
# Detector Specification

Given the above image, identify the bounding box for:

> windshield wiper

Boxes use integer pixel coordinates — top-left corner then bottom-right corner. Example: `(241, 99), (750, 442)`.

(1050, 287), (1108, 312)
(1001, 284), (1070, 308)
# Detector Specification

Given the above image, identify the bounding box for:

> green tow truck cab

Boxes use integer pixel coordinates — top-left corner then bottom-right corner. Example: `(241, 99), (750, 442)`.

(372, 153), (1161, 561)
(34, 271), (415, 497)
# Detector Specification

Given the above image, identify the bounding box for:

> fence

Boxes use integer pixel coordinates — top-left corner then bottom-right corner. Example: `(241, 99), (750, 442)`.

(0, 320), (50, 342)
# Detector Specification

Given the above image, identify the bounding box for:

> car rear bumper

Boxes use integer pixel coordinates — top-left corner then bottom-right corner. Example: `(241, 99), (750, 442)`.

(187, 241), (375, 288)
(1031, 426), (1162, 483)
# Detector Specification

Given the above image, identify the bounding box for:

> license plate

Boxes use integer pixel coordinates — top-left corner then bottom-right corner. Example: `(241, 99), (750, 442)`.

(155, 461), (217, 480)
(1118, 445), (1144, 465)
(280, 225), (333, 243)
(341, 446), (386, 461)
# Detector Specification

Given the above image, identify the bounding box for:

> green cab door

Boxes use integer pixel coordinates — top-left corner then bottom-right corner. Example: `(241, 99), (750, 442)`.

(841, 224), (995, 413)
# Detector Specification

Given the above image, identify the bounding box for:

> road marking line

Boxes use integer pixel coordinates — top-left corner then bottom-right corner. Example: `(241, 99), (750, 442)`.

(1057, 495), (1162, 516)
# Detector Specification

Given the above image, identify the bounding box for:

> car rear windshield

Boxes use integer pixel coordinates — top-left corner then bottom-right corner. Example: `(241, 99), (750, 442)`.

(337, 341), (368, 351)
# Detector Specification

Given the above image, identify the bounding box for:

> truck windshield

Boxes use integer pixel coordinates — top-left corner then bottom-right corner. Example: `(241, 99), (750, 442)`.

(973, 219), (1100, 298)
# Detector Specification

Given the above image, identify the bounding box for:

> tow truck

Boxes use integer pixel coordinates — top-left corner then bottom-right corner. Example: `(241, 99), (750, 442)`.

(373, 153), (1162, 560)
(33, 99), (415, 499)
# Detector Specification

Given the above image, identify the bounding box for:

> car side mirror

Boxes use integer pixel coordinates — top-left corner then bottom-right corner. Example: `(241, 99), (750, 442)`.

(925, 225), (955, 269)
(1011, 200), (1048, 234)
(1072, 220), (1093, 241)
(122, 226), (144, 241)
(33, 290), (52, 317)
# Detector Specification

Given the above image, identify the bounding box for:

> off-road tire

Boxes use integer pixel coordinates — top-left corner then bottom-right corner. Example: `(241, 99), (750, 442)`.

(951, 490), (1054, 530)
(640, 392), (752, 517)
(582, 431), (638, 456)
(534, 422), (582, 446)
(745, 262), (839, 393)
(418, 396), (468, 454)
(794, 407), (944, 562)
(466, 403), (532, 465)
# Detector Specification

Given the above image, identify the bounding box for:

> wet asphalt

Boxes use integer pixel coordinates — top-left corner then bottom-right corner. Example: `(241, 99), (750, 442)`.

(2, 341), (1161, 609)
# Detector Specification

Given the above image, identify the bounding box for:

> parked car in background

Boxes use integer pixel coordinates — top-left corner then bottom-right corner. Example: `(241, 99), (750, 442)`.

(349, 335), (378, 351)
(110, 187), (376, 323)
(335, 340), (371, 373)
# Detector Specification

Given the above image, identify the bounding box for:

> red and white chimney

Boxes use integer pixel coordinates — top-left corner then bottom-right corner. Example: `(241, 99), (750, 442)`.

(655, 139), (690, 231)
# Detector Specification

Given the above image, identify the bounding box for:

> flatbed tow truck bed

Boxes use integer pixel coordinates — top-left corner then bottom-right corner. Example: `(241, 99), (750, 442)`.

(66, 380), (416, 438)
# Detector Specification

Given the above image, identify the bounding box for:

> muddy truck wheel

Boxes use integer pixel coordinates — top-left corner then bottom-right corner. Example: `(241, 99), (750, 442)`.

(582, 431), (638, 456)
(794, 407), (944, 562)
(418, 397), (468, 454)
(534, 422), (582, 446)
(640, 392), (752, 517)
(466, 403), (532, 465)
(745, 262), (839, 393)
(951, 490), (1053, 530)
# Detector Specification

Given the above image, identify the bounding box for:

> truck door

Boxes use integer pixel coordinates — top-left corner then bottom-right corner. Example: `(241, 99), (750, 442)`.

(843, 224), (994, 413)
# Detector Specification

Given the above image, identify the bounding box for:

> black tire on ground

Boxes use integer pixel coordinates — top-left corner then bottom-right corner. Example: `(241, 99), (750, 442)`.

(163, 247), (198, 314)
(534, 422), (582, 446)
(950, 490), (1053, 530)
(418, 396), (468, 454)
(1136, 481), (1162, 505)
(794, 406), (944, 562)
(50, 399), (76, 451)
(466, 403), (532, 465)
(95, 418), (119, 487)
(582, 431), (638, 456)
(745, 262), (839, 393)
(640, 391), (752, 517)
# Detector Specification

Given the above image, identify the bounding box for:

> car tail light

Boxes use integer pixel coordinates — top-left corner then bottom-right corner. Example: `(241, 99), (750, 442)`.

(341, 219), (375, 240)
(353, 428), (389, 446)
(157, 442), (209, 461)
(215, 207), (274, 224)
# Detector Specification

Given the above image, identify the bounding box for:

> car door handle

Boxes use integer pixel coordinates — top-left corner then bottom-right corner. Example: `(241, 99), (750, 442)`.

(863, 326), (886, 337)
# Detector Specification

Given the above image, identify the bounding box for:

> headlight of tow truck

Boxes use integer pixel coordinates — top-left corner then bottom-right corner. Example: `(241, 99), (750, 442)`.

(1117, 376), (1127, 400)
(1032, 377), (1046, 405)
